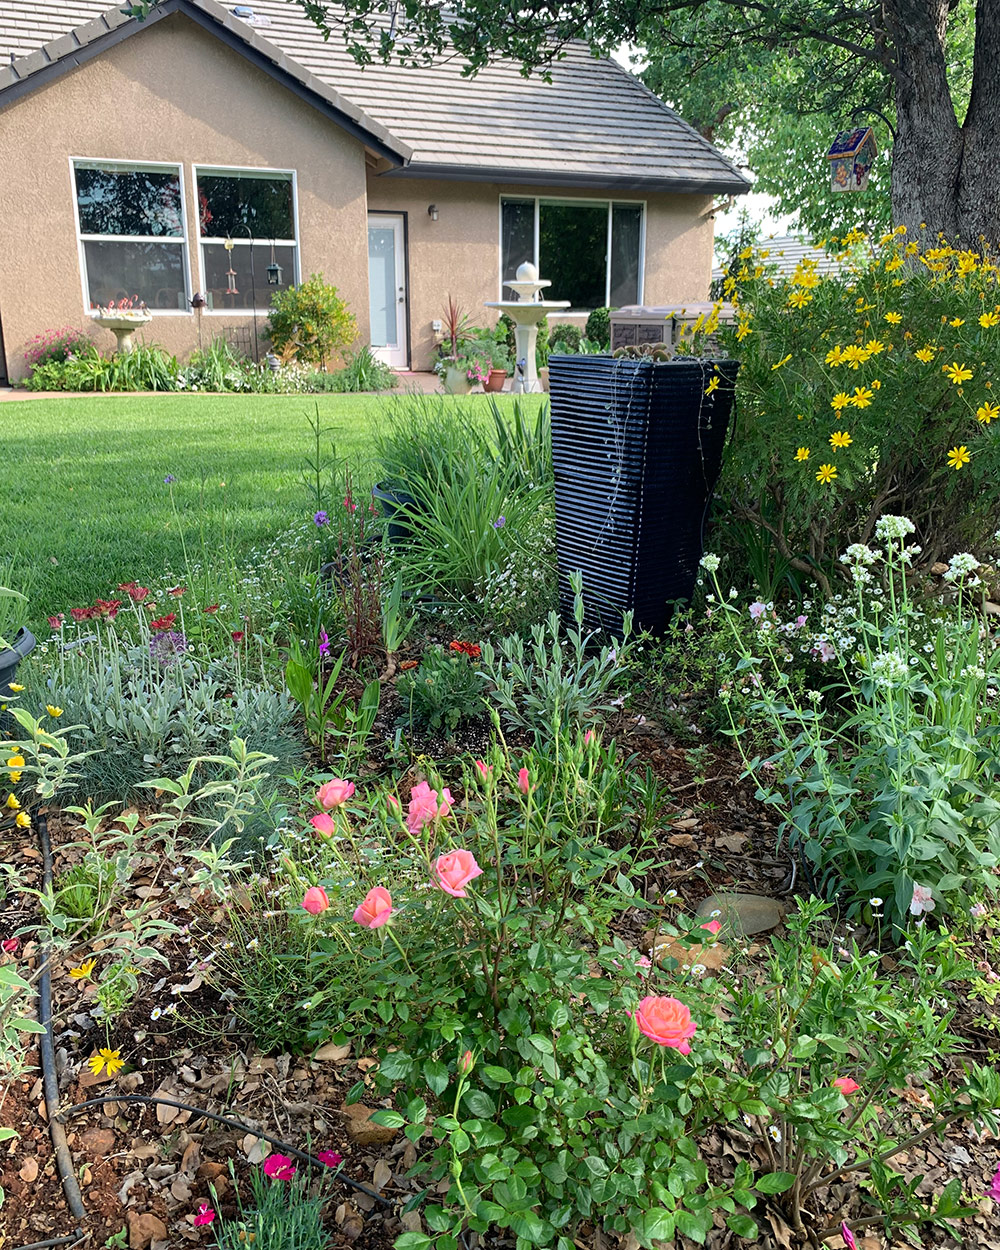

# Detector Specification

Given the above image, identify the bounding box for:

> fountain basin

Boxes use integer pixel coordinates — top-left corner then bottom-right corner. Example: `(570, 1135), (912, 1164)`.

(93, 312), (152, 354)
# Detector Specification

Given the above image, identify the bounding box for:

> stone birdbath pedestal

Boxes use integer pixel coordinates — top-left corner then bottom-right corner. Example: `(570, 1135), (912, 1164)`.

(93, 309), (152, 354)
(485, 262), (569, 394)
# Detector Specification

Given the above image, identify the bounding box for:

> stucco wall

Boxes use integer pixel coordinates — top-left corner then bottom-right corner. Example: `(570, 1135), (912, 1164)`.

(0, 13), (370, 381)
(365, 175), (715, 370)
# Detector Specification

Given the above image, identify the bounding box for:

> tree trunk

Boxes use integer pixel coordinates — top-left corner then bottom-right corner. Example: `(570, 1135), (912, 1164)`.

(886, 0), (1000, 248)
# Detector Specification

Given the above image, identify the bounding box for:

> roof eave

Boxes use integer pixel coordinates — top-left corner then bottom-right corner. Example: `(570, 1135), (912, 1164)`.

(381, 161), (751, 196)
(0, 0), (411, 165)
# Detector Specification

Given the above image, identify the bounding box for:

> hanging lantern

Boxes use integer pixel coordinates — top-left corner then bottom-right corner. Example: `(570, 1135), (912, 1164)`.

(266, 240), (282, 286)
(826, 127), (877, 192)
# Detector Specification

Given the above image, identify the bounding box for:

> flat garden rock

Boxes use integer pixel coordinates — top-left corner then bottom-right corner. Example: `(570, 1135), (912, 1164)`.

(339, 1102), (399, 1147)
(696, 892), (785, 936)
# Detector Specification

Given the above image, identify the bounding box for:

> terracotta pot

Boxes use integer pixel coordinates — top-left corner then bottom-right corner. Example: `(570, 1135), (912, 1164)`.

(483, 368), (507, 393)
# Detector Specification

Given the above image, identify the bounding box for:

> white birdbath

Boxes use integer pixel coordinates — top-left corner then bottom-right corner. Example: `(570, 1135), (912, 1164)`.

(485, 262), (570, 394)
(93, 311), (153, 354)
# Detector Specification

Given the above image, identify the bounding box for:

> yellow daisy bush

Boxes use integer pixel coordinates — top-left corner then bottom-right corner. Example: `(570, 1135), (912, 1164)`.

(717, 230), (1000, 571)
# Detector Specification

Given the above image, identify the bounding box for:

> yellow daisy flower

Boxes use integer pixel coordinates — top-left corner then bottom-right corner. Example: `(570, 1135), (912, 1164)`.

(788, 290), (813, 309)
(830, 392), (851, 411)
(46, 705), (63, 718)
(864, 339), (885, 355)
(840, 345), (870, 369)
(976, 401), (999, 424)
(705, 376), (720, 395)
(815, 464), (838, 484)
(8, 772), (21, 784)
(949, 317), (965, 327)
(5, 793), (20, 811)
(794, 447), (810, 461)
(979, 312), (999, 328)
(15, 812), (30, 829)
(884, 256), (904, 273)
(946, 445), (971, 470)
(884, 312), (902, 324)
(8, 683), (24, 693)
(69, 957), (97, 980)
(830, 431), (853, 448)
(825, 346), (843, 366)
(849, 387), (874, 408)
(914, 347), (935, 363)
(943, 362), (973, 385)
(735, 322), (752, 342)
(771, 354), (792, 370)
(6, 757), (25, 769)
(87, 1048), (125, 1077)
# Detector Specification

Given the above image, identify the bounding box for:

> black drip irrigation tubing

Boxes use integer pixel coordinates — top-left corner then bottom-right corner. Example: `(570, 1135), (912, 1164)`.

(21, 815), (392, 1250)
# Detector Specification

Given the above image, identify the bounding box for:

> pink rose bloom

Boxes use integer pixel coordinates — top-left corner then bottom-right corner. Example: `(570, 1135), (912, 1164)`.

(316, 779), (355, 809)
(310, 813), (335, 836)
(302, 886), (330, 916)
(517, 767), (530, 795)
(458, 1049), (475, 1076)
(474, 759), (492, 780)
(317, 1149), (343, 1168)
(353, 886), (393, 929)
(263, 1153), (297, 1181)
(1, 938), (18, 954)
(583, 729), (596, 746)
(634, 995), (696, 1054)
(832, 1076), (860, 1096)
(406, 781), (453, 835)
(193, 1202), (215, 1227)
(433, 849), (483, 898)
(910, 883), (936, 916)
(387, 794), (400, 812)
(700, 920), (722, 936)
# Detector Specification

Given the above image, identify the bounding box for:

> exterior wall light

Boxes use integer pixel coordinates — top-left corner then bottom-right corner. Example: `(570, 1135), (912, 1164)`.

(428, 204), (439, 221)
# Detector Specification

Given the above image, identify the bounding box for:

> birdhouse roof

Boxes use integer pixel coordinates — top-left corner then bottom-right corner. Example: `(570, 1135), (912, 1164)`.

(826, 127), (876, 160)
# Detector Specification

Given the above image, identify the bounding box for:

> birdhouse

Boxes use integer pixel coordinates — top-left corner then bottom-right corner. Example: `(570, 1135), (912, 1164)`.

(826, 127), (877, 192)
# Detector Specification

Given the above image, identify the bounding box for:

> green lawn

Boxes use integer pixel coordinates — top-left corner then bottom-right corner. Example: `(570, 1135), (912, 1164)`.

(3, 392), (485, 618)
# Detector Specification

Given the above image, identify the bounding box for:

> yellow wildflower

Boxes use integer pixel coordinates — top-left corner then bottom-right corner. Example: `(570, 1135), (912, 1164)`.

(738, 246), (753, 260)
(949, 317), (965, 327)
(15, 811), (30, 829)
(5, 793), (20, 811)
(825, 346), (843, 366)
(771, 354), (792, 370)
(46, 705), (63, 718)
(830, 431), (853, 448)
(841, 345), (870, 369)
(979, 311), (999, 328)
(884, 312), (902, 324)
(943, 361), (973, 385)
(6, 756), (25, 769)
(884, 256), (904, 273)
(871, 379), (882, 389)
(87, 1048), (125, 1077)
(905, 242), (919, 255)
(705, 376), (720, 396)
(794, 447), (810, 461)
(864, 340), (885, 355)
(946, 445), (970, 470)
(976, 401), (999, 424)
(70, 957), (97, 980)
(815, 464), (838, 484)
(735, 321), (752, 342)
(914, 347), (935, 363)
(850, 387), (874, 408)
(8, 683), (24, 693)
(830, 392), (851, 411)
(788, 290), (812, 309)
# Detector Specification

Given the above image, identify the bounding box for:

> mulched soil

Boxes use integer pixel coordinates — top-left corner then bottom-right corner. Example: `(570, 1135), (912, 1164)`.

(2, 708), (998, 1250)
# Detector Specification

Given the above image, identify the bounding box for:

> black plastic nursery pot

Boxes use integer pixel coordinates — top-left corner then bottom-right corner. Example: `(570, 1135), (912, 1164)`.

(548, 354), (739, 636)
(371, 482), (419, 543)
(0, 626), (35, 728)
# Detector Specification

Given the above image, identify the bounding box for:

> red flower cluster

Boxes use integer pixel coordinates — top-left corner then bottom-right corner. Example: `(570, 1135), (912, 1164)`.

(449, 640), (481, 659)
(69, 599), (122, 622)
(118, 582), (151, 603)
(47, 614), (65, 630)
(150, 613), (177, 631)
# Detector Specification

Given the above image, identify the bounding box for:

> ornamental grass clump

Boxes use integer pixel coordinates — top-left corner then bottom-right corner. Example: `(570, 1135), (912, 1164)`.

(719, 229), (1000, 587)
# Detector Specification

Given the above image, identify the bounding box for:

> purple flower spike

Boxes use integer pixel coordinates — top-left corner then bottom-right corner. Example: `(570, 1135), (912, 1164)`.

(314, 510), (329, 526)
(492, 516), (506, 529)
(164, 474), (176, 484)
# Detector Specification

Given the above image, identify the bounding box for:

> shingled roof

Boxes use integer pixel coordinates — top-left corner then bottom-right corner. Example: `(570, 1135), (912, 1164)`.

(0, 0), (750, 193)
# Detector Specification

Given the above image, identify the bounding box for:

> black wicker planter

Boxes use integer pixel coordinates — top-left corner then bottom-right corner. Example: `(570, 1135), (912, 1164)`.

(0, 626), (35, 730)
(548, 354), (739, 635)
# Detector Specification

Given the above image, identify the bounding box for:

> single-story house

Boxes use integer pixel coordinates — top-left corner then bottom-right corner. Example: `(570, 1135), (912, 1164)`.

(0, 0), (749, 383)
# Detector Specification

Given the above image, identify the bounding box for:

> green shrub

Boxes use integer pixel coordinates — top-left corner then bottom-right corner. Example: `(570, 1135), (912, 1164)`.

(397, 646), (487, 734)
(586, 305), (611, 348)
(265, 274), (358, 369)
(303, 345), (398, 392)
(24, 344), (180, 392)
(24, 326), (89, 369)
(547, 322), (582, 353)
(719, 232), (1000, 586)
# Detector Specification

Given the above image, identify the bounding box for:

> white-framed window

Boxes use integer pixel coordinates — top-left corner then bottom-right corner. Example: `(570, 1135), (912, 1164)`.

(194, 166), (298, 312)
(500, 196), (645, 310)
(72, 159), (191, 312)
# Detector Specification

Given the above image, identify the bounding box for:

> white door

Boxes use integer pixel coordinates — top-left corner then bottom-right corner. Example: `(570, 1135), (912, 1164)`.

(368, 213), (408, 368)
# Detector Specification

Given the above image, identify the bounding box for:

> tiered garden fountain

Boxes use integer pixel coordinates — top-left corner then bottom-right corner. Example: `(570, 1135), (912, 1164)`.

(485, 262), (569, 394)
